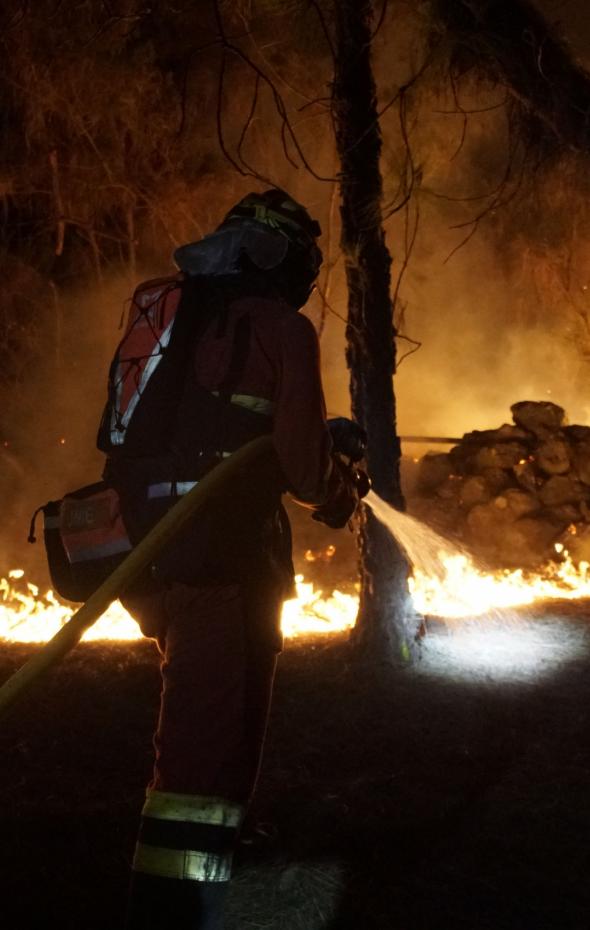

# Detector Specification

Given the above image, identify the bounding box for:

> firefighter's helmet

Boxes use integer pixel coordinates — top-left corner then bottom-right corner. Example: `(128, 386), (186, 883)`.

(174, 189), (322, 308)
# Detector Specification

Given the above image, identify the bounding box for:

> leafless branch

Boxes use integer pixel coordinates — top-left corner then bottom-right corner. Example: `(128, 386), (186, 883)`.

(308, 0), (336, 61)
(433, 95), (509, 116)
(314, 281), (362, 335)
(213, 0), (337, 182)
(444, 126), (530, 263)
(448, 70), (468, 162)
(237, 72), (261, 168)
(392, 193), (420, 325)
(346, 42), (440, 158)
(396, 332), (422, 368)
(215, 45), (249, 179)
(48, 150), (65, 257)
(297, 96), (333, 112)
(236, 9), (318, 105)
(317, 179), (339, 339)
(382, 91), (419, 221)
(3, 1), (29, 30)
(369, 0), (389, 43)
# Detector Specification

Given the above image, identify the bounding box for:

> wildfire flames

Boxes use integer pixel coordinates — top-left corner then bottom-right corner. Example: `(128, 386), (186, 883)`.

(2, 543), (590, 643)
(0, 570), (359, 643)
(409, 545), (590, 618)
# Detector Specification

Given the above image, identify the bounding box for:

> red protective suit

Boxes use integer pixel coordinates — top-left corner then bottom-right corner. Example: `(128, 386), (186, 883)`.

(123, 293), (353, 928)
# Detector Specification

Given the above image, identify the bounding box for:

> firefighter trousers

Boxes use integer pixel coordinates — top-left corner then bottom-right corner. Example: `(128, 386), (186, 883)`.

(123, 580), (280, 926)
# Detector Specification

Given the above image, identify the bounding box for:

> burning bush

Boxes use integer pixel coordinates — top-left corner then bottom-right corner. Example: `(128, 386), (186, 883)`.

(413, 401), (590, 568)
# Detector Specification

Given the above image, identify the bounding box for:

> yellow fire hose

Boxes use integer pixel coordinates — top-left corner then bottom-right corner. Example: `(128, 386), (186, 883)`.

(0, 435), (273, 722)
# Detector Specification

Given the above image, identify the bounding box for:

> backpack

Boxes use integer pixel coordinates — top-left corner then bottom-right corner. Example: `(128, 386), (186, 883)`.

(97, 274), (198, 457)
(31, 275), (278, 600)
(31, 275), (206, 601)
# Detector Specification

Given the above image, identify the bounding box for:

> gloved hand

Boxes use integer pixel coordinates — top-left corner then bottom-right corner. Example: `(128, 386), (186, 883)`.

(327, 417), (367, 463)
(352, 465), (371, 500)
(311, 457), (371, 529)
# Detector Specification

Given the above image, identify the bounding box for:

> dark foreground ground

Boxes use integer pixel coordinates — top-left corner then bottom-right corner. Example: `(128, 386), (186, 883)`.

(1, 605), (590, 930)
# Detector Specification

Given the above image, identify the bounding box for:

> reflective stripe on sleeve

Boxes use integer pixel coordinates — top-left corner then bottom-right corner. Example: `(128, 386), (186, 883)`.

(211, 392), (275, 416)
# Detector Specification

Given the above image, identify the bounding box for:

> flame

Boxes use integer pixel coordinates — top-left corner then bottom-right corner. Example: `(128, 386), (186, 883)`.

(410, 548), (590, 618)
(3, 547), (590, 644)
(0, 573), (357, 643)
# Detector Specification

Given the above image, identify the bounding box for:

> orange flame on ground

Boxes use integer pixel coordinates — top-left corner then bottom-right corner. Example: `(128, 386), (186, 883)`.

(0, 572), (358, 643)
(409, 546), (590, 618)
(2, 546), (590, 643)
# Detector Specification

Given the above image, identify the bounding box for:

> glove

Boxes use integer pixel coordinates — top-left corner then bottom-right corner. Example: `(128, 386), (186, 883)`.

(327, 418), (367, 463)
(353, 466), (371, 500)
(311, 457), (371, 529)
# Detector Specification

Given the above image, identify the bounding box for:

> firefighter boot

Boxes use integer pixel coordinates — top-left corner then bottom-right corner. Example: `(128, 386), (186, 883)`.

(125, 873), (229, 929)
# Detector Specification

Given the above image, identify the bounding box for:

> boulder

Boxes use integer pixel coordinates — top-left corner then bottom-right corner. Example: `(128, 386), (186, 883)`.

(459, 475), (492, 508)
(474, 442), (528, 471)
(559, 524), (590, 563)
(564, 425), (590, 443)
(571, 441), (590, 485)
(481, 467), (513, 495)
(538, 475), (585, 507)
(448, 444), (477, 475)
(417, 453), (453, 492)
(493, 488), (539, 520)
(511, 400), (565, 438)
(513, 460), (538, 493)
(464, 501), (506, 553)
(411, 402), (590, 568)
(464, 503), (553, 565)
(435, 475), (463, 499)
(499, 517), (560, 567)
(535, 437), (571, 476)
(543, 503), (581, 526)
(461, 424), (530, 445)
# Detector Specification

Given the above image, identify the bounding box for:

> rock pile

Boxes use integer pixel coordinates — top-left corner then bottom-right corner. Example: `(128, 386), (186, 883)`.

(414, 401), (590, 567)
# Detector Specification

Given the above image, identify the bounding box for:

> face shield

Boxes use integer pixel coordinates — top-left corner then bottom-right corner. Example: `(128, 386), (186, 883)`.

(173, 220), (290, 277)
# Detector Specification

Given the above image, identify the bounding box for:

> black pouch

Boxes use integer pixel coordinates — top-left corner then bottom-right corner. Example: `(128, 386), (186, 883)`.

(30, 481), (133, 603)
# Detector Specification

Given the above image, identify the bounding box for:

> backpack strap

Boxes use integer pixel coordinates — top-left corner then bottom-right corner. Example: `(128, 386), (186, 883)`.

(216, 313), (252, 404)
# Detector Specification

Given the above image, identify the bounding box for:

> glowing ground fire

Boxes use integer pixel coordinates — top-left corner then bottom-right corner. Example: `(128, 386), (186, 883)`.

(1, 494), (590, 650)
(0, 572), (359, 643)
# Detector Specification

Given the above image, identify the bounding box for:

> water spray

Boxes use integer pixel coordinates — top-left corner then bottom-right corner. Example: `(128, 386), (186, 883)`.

(364, 489), (590, 682)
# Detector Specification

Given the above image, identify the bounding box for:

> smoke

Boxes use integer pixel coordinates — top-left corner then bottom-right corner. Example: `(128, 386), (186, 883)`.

(0, 276), (135, 578)
(4, 0), (590, 581)
(393, 226), (590, 437)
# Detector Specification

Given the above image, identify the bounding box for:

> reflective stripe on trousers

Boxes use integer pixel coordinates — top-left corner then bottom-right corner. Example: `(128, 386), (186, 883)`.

(132, 789), (245, 883)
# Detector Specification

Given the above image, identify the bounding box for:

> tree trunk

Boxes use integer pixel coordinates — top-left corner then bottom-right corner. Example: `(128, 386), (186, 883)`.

(332, 0), (418, 662)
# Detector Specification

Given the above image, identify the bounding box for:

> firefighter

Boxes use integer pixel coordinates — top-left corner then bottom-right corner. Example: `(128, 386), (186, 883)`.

(107, 190), (368, 929)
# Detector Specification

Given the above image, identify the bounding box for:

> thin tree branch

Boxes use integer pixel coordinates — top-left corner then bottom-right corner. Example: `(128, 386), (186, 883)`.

(212, 0), (337, 182)
(396, 333), (422, 367)
(237, 72), (261, 168)
(308, 0), (336, 61)
(369, 0), (389, 43)
(317, 178), (339, 339)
